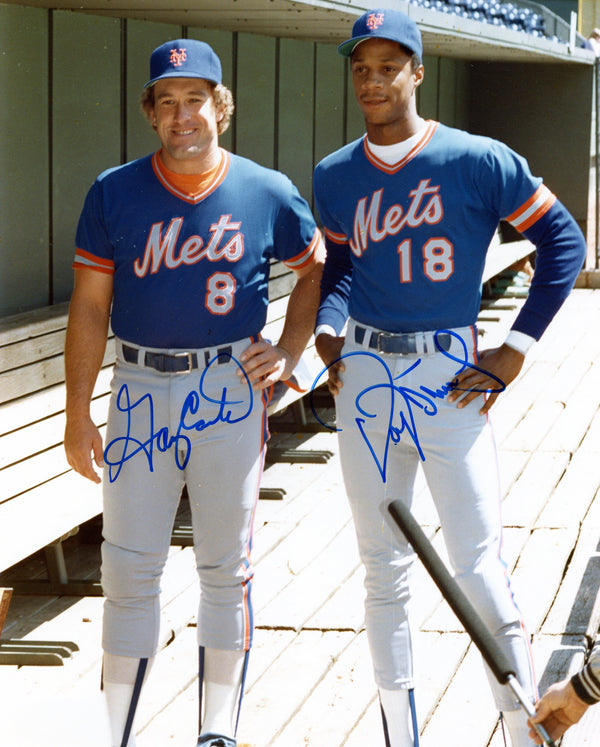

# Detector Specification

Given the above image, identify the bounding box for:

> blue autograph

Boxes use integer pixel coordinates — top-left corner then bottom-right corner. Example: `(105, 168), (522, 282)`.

(310, 330), (505, 483)
(104, 353), (253, 482)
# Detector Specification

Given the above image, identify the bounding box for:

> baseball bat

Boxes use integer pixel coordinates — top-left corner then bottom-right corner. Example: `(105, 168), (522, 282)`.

(385, 499), (556, 747)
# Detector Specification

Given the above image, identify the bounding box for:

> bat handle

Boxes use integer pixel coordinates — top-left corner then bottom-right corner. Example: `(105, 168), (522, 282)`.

(506, 675), (557, 747)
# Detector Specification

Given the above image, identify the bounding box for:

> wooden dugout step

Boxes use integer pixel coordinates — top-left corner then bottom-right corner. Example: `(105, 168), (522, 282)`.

(0, 586), (80, 666)
(0, 638), (79, 666)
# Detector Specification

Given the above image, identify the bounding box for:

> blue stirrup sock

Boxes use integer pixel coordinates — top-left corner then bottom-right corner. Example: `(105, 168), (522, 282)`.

(102, 655), (150, 747)
(198, 646), (250, 740)
(379, 687), (420, 747)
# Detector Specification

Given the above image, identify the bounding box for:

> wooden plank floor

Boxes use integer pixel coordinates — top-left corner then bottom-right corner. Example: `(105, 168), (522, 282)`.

(2, 286), (600, 746)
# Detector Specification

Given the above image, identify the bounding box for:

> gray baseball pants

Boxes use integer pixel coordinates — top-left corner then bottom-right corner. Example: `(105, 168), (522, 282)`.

(101, 337), (267, 658)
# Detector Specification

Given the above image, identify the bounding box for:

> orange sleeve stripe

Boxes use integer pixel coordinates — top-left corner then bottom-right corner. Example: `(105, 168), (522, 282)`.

(283, 228), (323, 270)
(506, 185), (556, 232)
(505, 187), (541, 223)
(323, 227), (348, 244)
(74, 248), (113, 267)
(72, 262), (114, 275)
(514, 195), (556, 232)
(73, 248), (115, 274)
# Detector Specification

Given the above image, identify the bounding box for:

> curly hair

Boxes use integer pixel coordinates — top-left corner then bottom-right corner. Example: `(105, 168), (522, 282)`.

(140, 82), (234, 135)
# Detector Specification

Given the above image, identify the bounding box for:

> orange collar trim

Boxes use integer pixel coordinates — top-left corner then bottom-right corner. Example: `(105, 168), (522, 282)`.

(363, 121), (438, 174)
(152, 149), (230, 203)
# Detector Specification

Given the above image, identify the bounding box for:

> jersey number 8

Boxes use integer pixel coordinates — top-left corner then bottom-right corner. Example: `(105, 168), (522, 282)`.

(206, 272), (236, 314)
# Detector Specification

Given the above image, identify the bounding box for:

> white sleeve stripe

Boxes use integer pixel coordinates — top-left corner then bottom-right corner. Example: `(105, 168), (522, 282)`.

(508, 185), (555, 231)
(283, 229), (321, 269)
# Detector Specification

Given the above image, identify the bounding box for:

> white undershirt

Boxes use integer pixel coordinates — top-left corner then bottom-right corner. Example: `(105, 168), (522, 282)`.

(365, 119), (428, 165)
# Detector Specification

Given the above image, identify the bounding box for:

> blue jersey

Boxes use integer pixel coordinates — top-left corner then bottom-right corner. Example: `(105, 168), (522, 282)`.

(314, 121), (585, 339)
(74, 150), (320, 348)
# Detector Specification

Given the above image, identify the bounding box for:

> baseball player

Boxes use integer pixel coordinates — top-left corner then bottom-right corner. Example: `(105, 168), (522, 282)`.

(312, 9), (586, 747)
(529, 639), (600, 742)
(63, 39), (324, 747)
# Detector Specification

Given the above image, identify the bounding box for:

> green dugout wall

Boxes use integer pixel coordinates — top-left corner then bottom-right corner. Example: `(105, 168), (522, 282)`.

(0, 2), (593, 316)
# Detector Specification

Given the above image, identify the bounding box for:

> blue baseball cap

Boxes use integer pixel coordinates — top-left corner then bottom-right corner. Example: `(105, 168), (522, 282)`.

(337, 9), (423, 61)
(145, 39), (222, 88)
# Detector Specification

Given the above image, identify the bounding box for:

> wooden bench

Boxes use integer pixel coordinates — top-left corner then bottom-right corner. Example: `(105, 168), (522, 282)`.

(0, 302), (112, 596)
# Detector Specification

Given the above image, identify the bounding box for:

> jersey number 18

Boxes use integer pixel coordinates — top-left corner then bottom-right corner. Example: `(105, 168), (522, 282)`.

(398, 238), (454, 282)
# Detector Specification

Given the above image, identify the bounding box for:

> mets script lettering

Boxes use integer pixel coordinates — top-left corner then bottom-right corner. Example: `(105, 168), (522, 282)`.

(104, 354), (252, 482)
(311, 330), (505, 482)
(350, 179), (443, 256)
(134, 214), (244, 277)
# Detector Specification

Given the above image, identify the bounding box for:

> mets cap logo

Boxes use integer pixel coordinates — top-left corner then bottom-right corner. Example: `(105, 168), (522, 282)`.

(366, 12), (385, 30)
(169, 48), (187, 67)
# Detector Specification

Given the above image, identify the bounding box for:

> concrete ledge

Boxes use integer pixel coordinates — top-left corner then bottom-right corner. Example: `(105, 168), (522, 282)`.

(575, 269), (600, 289)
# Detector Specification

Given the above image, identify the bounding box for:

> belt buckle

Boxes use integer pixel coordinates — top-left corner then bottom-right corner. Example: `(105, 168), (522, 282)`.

(377, 332), (413, 355)
(376, 332), (394, 354)
(173, 351), (195, 374)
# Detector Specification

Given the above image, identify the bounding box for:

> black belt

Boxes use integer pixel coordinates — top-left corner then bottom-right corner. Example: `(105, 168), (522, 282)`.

(121, 343), (233, 373)
(354, 325), (451, 355)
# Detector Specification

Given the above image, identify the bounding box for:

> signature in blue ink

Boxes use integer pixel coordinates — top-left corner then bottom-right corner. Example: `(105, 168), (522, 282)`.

(309, 330), (504, 482)
(104, 353), (253, 482)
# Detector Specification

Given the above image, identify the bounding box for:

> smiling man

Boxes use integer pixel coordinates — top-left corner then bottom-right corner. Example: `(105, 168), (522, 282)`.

(64, 39), (324, 747)
(313, 9), (586, 747)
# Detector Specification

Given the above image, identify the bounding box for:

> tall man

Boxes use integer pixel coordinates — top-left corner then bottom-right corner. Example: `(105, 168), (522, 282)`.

(64, 39), (324, 747)
(313, 9), (586, 747)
